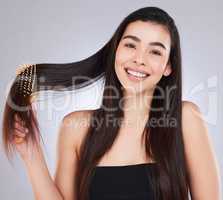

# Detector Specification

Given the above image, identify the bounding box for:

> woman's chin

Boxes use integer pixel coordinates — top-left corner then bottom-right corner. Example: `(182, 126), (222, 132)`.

(122, 87), (147, 96)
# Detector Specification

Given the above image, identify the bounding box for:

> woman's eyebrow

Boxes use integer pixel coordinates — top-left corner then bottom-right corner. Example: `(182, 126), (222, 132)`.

(122, 35), (167, 50)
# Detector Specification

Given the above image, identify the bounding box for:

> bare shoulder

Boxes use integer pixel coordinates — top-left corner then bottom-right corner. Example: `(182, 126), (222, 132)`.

(60, 110), (94, 154)
(181, 100), (207, 143)
(181, 100), (208, 137)
(182, 100), (201, 115)
(63, 109), (94, 126)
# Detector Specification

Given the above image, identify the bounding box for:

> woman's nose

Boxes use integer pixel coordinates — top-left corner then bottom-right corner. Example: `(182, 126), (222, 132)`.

(133, 50), (146, 66)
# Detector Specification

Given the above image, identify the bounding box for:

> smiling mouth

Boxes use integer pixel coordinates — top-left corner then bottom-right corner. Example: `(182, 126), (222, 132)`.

(124, 68), (150, 80)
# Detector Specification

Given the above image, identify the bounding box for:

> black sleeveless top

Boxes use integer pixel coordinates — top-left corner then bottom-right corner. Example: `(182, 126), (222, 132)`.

(89, 163), (155, 200)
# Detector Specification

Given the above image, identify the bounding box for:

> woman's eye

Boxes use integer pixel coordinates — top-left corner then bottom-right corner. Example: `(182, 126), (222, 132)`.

(124, 43), (136, 49)
(151, 50), (162, 56)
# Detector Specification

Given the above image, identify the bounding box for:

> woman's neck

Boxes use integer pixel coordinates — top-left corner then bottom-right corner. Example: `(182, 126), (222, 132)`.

(122, 89), (154, 125)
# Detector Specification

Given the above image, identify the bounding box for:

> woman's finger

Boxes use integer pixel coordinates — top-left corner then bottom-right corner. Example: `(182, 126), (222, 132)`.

(14, 122), (28, 133)
(13, 125), (24, 134)
(14, 129), (26, 137)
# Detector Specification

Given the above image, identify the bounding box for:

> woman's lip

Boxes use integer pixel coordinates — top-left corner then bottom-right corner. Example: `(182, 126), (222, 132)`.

(124, 67), (150, 75)
(125, 68), (150, 82)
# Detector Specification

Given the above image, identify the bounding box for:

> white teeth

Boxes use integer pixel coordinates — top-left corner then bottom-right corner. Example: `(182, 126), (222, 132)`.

(126, 69), (148, 78)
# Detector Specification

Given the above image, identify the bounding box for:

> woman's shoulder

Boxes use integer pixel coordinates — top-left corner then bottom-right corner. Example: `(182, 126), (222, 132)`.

(62, 109), (94, 138)
(182, 100), (203, 132)
(182, 100), (200, 113)
(182, 100), (204, 129)
(63, 109), (94, 122)
(181, 100), (211, 154)
(60, 110), (94, 154)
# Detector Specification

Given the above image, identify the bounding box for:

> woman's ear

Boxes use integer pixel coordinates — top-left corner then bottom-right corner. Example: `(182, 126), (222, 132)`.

(163, 61), (172, 77)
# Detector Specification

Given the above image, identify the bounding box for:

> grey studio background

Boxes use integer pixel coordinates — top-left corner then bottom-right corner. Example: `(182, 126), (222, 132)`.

(0, 1), (223, 199)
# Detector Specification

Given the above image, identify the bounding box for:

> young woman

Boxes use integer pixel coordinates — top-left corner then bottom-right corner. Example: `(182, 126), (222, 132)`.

(2, 6), (220, 200)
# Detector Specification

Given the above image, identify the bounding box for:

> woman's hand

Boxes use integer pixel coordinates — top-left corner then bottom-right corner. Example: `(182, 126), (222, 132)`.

(12, 114), (42, 162)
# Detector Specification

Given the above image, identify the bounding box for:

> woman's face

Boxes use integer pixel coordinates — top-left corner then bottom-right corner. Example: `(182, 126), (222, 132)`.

(115, 20), (172, 95)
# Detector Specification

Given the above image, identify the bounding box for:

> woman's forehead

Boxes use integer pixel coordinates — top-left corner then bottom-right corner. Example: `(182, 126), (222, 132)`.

(122, 20), (171, 50)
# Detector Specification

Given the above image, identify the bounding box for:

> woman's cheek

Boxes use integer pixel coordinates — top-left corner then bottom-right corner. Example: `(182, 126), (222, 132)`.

(148, 58), (166, 75)
(117, 47), (134, 63)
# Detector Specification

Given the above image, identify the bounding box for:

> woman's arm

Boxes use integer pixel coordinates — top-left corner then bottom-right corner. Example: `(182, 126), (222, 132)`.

(53, 110), (93, 200)
(14, 109), (92, 200)
(13, 110), (89, 200)
(23, 146), (64, 200)
(13, 115), (64, 200)
(182, 101), (221, 200)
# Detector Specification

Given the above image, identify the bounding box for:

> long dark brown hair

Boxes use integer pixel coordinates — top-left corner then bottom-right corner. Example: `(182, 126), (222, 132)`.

(2, 7), (190, 200)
